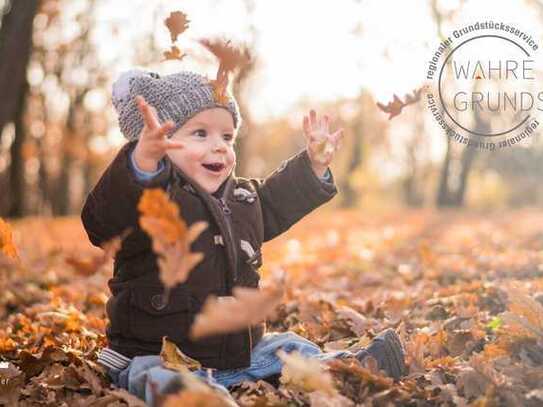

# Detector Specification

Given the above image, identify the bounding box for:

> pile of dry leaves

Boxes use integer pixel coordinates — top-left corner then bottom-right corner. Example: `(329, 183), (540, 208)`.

(1, 207), (543, 406)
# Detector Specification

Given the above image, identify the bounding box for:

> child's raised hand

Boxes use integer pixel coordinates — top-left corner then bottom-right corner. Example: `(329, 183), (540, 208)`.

(302, 110), (344, 177)
(132, 95), (184, 172)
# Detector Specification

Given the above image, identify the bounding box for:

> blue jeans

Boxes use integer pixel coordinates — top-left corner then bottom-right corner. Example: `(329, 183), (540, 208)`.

(106, 331), (355, 406)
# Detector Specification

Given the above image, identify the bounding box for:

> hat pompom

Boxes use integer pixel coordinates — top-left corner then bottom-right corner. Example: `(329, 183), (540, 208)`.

(112, 70), (158, 111)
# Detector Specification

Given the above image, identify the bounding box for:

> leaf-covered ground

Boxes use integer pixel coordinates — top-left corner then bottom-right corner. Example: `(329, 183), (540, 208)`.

(1, 209), (543, 406)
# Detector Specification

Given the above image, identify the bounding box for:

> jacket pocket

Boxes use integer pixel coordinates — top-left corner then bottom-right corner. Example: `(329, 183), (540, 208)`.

(128, 285), (192, 344)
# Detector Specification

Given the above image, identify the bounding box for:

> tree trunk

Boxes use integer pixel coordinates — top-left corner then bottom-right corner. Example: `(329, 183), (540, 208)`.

(52, 94), (83, 215)
(436, 138), (454, 206)
(8, 82), (28, 217)
(0, 0), (38, 140)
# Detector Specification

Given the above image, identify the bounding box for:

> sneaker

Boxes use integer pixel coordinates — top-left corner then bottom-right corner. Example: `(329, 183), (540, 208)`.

(355, 328), (406, 380)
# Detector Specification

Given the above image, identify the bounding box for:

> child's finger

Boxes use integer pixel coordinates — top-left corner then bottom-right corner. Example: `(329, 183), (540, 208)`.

(154, 120), (175, 139)
(323, 115), (330, 134)
(331, 128), (344, 146)
(303, 115), (311, 137)
(162, 140), (185, 150)
(332, 128), (344, 141)
(309, 109), (318, 128)
(136, 96), (160, 131)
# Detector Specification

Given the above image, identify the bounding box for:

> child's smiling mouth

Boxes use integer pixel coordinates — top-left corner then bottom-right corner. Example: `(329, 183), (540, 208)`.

(202, 162), (225, 174)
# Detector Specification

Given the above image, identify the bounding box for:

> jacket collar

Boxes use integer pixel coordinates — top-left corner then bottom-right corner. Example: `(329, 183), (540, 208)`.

(167, 159), (238, 292)
(168, 158), (235, 202)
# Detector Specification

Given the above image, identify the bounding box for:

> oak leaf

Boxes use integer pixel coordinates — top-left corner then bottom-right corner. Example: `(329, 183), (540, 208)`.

(199, 38), (250, 106)
(138, 189), (207, 291)
(190, 270), (285, 340)
(160, 336), (202, 372)
(164, 11), (190, 43)
(163, 45), (185, 62)
(376, 88), (422, 120)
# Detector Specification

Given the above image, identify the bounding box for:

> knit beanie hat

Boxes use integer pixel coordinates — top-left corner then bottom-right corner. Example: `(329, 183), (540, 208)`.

(111, 69), (241, 141)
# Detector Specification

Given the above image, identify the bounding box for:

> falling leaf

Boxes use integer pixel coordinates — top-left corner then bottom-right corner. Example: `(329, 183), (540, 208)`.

(65, 228), (130, 276)
(0, 218), (19, 261)
(190, 270), (285, 340)
(138, 189), (208, 291)
(277, 349), (337, 395)
(198, 38), (250, 105)
(164, 11), (190, 43)
(163, 45), (185, 62)
(376, 88), (422, 120)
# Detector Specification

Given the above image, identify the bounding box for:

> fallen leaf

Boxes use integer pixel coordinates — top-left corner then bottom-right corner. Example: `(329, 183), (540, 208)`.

(162, 391), (232, 407)
(0, 218), (19, 261)
(0, 361), (24, 406)
(160, 336), (202, 372)
(109, 389), (148, 407)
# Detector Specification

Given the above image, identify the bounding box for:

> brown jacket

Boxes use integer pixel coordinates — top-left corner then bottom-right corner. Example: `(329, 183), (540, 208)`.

(81, 140), (337, 370)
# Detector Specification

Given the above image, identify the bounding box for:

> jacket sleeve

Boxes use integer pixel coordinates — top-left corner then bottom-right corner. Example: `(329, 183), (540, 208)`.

(249, 148), (338, 242)
(81, 140), (172, 259)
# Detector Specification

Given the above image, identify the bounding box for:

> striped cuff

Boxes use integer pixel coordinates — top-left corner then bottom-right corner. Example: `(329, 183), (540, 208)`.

(97, 347), (132, 371)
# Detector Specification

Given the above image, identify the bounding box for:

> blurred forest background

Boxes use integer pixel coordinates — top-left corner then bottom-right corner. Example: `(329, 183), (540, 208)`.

(1, 0), (543, 219)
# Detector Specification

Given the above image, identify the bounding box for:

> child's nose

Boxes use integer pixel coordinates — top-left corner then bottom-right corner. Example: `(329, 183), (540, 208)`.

(212, 138), (227, 152)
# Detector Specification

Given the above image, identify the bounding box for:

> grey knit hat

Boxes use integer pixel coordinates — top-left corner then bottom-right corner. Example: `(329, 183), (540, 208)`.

(112, 69), (241, 141)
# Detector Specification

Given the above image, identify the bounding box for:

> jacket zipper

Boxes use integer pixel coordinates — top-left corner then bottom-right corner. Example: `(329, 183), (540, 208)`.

(217, 197), (238, 285)
(219, 195), (253, 364)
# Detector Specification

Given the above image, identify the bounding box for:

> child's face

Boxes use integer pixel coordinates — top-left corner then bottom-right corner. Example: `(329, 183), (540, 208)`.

(167, 108), (236, 194)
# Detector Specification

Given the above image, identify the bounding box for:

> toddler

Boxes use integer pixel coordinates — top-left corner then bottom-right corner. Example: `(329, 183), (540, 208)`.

(81, 70), (406, 406)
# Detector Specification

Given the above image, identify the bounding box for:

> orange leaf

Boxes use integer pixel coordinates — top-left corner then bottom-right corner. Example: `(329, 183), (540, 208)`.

(163, 45), (185, 62)
(199, 39), (250, 105)
(0, 217), (19, 261)
(190, 269), (285, 340)
(376, 88), (422, 120)
(138, 189), (207, 290)
(164, 11), (190, 43)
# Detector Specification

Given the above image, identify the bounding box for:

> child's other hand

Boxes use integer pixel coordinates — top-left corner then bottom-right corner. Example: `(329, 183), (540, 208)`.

(302, 110), (344, 177)
(133, 95), (184, 172)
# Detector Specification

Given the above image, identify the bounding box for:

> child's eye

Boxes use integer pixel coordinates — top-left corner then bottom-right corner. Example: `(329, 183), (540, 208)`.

(193, 129), (207, 138)
(223, 133), (234, 142)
